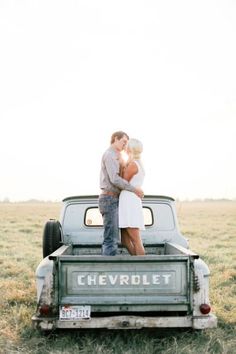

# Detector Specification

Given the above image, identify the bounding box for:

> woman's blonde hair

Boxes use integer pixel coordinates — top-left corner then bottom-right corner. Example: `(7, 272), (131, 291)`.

(128, 138), (143, 160)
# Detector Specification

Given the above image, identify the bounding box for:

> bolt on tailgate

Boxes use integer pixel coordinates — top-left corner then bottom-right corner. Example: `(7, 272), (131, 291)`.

(57, 255), (191, 312)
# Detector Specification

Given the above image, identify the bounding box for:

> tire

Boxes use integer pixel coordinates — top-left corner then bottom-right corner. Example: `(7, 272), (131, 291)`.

(42, 219), (62, 258)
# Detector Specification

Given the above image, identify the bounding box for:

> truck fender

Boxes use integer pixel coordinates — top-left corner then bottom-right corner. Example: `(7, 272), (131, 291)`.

(192, 258), (211, 316)
(35, 257), (54, 303)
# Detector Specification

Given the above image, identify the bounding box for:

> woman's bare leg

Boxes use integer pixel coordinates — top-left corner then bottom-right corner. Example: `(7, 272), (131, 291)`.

(126, 228), (145, 255)
(121, 228), (135, 255)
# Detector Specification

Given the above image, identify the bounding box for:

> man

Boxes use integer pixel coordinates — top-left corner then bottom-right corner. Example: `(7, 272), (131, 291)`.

(99, 131), (143, 256)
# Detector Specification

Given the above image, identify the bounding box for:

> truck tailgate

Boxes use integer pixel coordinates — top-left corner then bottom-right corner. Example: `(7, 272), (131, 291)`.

(58, 255), (191, 312)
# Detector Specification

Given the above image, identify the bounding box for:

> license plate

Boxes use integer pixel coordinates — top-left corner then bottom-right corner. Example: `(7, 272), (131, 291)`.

(60, 305), (91, 320)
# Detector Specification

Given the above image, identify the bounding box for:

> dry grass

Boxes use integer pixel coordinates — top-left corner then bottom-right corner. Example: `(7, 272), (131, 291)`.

(177, 201), (236, 326)
(0, 201), (236, 354)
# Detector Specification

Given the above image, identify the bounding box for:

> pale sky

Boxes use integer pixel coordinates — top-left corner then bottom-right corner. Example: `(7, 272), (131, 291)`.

(1, 0), (236, 201)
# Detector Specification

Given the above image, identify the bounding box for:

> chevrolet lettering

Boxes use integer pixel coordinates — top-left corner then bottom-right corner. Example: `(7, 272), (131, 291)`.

(77, 273), (172, 286)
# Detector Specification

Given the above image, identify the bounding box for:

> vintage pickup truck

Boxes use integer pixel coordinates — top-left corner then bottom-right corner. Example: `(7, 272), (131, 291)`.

(32, 195), (217, 331)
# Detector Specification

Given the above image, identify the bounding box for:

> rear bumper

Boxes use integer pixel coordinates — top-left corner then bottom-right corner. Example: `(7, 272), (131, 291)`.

(32, 314), (217, 330)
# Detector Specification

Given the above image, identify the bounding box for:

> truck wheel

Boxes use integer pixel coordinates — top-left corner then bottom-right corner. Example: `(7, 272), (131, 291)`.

(42, 219), (61, 258)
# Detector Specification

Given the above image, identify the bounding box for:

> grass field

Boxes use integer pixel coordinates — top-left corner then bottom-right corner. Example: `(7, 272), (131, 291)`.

(0, 201), (235, 354)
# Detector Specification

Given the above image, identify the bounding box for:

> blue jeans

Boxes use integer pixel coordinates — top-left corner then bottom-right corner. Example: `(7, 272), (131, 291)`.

(98, 195), (119, 256)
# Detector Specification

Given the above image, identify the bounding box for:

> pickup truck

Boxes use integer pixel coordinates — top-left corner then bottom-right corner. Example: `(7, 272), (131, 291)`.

(32, 195), (217, 331)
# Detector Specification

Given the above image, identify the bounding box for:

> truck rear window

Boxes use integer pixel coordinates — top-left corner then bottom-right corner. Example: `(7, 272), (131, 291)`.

(85, 207), (153, 227)
(63, 203), (175, 232)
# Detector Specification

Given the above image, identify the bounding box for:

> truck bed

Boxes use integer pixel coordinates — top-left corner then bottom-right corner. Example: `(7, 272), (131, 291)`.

(49, 243), (198, 314)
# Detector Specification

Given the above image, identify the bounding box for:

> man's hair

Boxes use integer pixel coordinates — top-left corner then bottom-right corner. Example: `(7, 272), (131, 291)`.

(110, 131), (129, 144)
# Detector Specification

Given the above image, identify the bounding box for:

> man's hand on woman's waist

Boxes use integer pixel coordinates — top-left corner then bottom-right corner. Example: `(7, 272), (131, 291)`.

(134, 187), (144, 199)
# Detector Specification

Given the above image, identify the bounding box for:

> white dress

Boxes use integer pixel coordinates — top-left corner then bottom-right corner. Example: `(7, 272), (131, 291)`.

(119, 160), (145, 230)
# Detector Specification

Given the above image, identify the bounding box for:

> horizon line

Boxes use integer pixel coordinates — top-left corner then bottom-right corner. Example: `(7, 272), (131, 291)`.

(0, 197), (236, 203)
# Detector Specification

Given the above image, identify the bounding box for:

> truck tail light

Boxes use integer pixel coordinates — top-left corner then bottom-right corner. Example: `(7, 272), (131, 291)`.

(199, 303), (211, 314)
(39, 304), (51, 316)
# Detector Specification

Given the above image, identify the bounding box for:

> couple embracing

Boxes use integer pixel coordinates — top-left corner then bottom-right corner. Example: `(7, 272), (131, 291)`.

(99, 131), (145, 256)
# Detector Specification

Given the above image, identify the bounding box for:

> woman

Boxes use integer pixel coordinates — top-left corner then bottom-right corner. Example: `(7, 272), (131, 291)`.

(118, 138), (145, 255)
